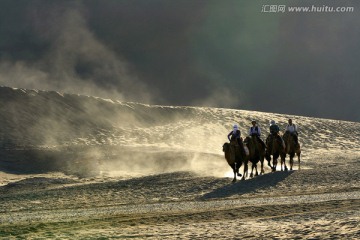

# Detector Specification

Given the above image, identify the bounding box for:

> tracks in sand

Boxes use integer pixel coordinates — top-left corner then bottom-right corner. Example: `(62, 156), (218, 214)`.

(1, 190), (359, 225)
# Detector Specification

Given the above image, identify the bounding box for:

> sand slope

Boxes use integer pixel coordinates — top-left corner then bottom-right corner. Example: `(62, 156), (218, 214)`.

(0, 86), (359, 239)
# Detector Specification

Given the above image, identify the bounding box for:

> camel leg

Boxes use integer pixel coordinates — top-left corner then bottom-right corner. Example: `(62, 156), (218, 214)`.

(289, 152), (295, 170)
(241, 170), (246, 180)
(232, 163), (237, 182)
(236, 161), (242, 177)
(273, 153), (280, 172)
(266, 153), (272, 168)
(283, 155), (288, 171)
(298, 152), (301, 170)
(268, 159), (272, 168)
(260, 157), (265, 175)
(241, 161), (246, 180)
(236, 164), (240, 177)
(272, 157), (277, 172)
(250, 163), (254, 178)
(255, 164), (259, 176)
(267, 159), (273, 170)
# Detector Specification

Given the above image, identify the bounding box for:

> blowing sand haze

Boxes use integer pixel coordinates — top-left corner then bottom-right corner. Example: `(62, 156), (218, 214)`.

(0, 87), (359, 239)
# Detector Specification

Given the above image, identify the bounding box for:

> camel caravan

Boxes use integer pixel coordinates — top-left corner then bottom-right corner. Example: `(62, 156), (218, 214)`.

(223, 119), (301, 182)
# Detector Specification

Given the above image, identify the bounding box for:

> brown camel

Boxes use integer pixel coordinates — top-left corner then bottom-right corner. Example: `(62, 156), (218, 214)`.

(244, 135), (266, 177)
(283, 132), (301, 170)
(265, 134), (287, 171)
(222, 140), (247, 182)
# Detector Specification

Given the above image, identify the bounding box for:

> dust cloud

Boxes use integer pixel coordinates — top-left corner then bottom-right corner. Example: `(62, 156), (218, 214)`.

(0, 4), (152, 103)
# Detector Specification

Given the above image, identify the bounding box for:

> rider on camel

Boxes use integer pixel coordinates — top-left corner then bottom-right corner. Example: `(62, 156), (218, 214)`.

(268, 120), (285, 149)
(228, 124), (246, 156)
(284, 118), (299, 147)
(248, 120), (266, 149)
(269, 120), (279, 135)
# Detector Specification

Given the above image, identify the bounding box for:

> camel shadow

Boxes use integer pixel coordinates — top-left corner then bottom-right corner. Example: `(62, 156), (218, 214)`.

(200, 171), (294, 200)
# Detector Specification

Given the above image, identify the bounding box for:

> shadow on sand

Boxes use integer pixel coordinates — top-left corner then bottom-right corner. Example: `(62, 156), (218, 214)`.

(200, 171), (294, 200)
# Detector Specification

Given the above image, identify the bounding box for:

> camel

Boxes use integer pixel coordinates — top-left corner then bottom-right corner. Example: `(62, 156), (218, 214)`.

(222, 140), (247, 182)
(244, 135), (266, 177)
(265, 134), (287, 171)
(283, 132), (301, 170)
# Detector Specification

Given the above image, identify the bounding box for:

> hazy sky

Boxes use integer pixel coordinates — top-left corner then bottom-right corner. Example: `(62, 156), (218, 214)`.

(0, 0), (359, 122)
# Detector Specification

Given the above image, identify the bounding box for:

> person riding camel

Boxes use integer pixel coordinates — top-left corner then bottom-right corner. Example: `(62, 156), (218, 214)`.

(269, 120), (279, 135)
(284, 119), (299, 147)
(248, 120), (266, 149)
(228, 124), (246, 156)
(268, 120), (285, 150)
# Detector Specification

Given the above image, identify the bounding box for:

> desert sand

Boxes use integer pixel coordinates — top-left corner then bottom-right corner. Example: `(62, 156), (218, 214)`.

(0, 87), (359, 239)
(0, 151), (359, 239)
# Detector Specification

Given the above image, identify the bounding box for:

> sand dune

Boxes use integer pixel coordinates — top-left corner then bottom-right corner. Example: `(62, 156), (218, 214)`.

(0, 86), (359, 238)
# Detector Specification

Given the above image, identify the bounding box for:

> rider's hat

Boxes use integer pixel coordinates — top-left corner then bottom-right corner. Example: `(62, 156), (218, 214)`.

(251, 120), (256, 123)
(270, 120), (276, 125)
(233, 124), (238, 129)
